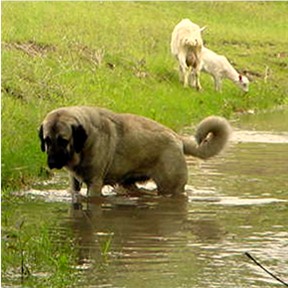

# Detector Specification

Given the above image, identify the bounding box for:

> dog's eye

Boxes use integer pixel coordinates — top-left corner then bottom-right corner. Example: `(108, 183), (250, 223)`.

(57, 137), (69, 147)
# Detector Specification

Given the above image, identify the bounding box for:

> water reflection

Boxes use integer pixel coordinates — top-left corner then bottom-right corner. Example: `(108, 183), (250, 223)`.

(67, 197), (229, 287)
(65, 180), (287, 287)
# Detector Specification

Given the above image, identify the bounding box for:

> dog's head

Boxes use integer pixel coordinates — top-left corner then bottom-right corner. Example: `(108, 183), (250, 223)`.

(39, 110), (87, 170)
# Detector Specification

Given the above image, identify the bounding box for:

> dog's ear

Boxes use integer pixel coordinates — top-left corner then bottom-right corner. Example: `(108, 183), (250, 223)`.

(72, 124), (87, 153)
(39, 125), (46, 152)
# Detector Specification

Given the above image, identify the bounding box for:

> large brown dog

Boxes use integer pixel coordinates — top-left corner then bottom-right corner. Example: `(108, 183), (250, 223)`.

(39, 106), (230, 202)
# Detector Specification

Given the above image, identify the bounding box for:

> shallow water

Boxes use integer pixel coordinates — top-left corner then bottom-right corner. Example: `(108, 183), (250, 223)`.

(4, 109), (288, 287)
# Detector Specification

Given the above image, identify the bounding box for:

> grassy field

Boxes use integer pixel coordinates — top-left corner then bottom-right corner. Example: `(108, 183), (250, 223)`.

(2, 2), (288, 191)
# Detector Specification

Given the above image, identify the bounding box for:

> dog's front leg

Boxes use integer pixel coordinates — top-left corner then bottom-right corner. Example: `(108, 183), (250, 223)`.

(69, 175), (82, 206)
(86, 179), (105, 209)
(87, 177), (103, 198)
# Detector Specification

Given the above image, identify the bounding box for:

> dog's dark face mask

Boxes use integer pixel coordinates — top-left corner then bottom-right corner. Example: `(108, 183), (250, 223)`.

(39, 123), (87, 170)
(44, 134), (71, 169)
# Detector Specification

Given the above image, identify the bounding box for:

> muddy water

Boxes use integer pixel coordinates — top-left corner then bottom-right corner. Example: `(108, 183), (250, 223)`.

(8, 109), (288, 287)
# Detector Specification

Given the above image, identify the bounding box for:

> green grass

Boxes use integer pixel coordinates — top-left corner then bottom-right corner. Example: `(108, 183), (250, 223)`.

(1, 199), (78, 287)
(2, 2), (288, 191)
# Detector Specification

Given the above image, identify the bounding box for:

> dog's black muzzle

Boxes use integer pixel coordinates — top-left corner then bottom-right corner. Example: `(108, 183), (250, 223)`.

(47, 151), (70, 170)
(48, 157), (65, 169)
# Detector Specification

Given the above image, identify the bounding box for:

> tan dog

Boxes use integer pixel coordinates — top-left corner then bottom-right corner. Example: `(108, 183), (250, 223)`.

(39, 106), (231, 203)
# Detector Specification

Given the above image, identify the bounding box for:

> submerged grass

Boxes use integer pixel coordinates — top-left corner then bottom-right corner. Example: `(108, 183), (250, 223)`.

(1, 2), (288, 190)
(1, 199), (78, 287)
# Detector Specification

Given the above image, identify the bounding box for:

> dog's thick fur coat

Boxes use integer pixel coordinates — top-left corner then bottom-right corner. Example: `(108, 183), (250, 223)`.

(39, 106), (230, 201)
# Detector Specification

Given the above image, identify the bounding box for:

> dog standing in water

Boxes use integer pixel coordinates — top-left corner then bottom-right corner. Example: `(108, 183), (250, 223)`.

(39, 106), (231, 204)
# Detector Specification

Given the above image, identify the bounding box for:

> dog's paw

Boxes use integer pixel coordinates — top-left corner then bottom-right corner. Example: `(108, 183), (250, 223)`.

(72, 202), (83, 210)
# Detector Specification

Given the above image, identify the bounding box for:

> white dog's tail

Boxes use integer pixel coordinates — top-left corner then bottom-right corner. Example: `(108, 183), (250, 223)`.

(181, 116), (231, 159)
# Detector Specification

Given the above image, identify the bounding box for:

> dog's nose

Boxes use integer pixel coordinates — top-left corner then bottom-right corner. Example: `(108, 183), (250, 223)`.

(48, 157), (57, 169)
(48, 156), (63, 169)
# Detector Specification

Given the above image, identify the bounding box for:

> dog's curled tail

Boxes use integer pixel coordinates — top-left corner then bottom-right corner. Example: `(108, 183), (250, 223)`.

(181, 116), (231, 159)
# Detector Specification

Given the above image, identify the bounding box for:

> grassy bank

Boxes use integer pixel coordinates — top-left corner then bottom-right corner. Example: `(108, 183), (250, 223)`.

(2, 2), (288, 191)
(2, 199), (78, 287)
